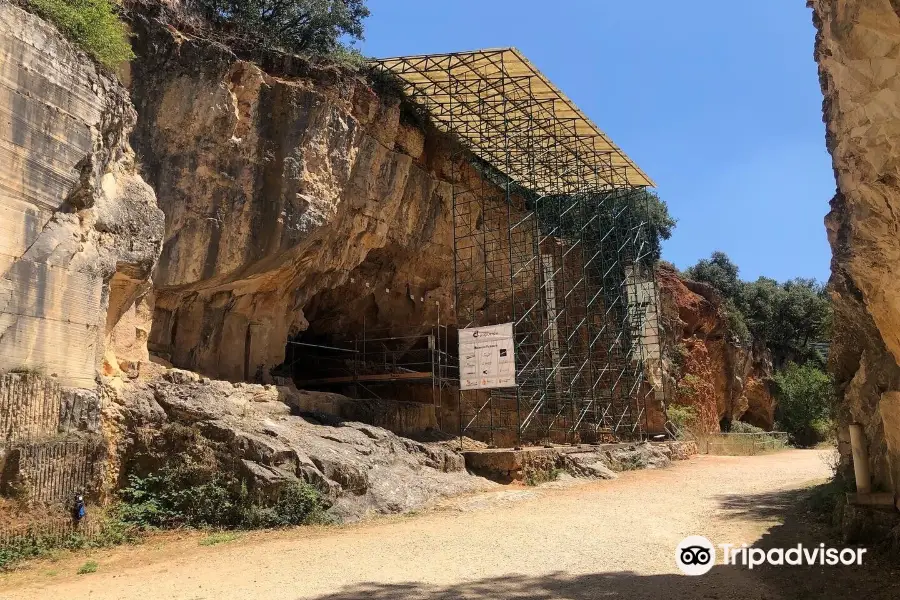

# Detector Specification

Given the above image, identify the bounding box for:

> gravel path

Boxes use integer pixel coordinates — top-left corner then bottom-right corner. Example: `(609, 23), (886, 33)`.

(4, 449), (889, 600)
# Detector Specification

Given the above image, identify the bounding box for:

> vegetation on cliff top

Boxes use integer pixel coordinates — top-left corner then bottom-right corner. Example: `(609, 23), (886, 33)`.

(685, 251), (831, 367)
(682, 251), (834, 446)
(197, 0), (369, 56)
(26, 0), (134, 68)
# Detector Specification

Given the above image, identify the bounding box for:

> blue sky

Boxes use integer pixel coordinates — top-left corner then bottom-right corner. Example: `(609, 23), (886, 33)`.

(358, 1), (833, 283)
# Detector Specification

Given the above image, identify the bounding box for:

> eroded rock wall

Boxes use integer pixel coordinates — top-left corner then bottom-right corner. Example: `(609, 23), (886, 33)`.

(656, 264), (776, 432)
(128, 15), (465, 382)
(811, 0), (900, 492)
(0, 2), (164, 386)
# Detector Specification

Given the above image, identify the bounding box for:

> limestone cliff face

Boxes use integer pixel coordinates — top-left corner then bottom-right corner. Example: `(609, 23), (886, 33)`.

(0, 2), (164, 386)
(811, 0), (900, 492)
(127, 15), (459, 382)
(656, 265), (775, 432)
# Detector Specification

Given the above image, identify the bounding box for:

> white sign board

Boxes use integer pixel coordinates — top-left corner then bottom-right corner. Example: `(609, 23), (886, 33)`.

(458, 323), (516, 390)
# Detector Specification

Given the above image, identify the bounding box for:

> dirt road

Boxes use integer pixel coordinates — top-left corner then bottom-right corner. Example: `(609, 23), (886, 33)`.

(1, 449), (895, 599)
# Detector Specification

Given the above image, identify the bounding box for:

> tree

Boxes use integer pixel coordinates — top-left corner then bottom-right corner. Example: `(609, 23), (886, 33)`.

(742, 277), (830, 367)
(773, 362), (835, 447)
(683, 253), (831, 355)
(634, 189), (676, 264)
(684, 251), (742, 301)
(198, 0), (370, 55)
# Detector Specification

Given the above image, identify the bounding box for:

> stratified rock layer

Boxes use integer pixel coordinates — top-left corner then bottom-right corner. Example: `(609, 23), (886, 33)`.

(811, 0), (900, 492)
(0, 2), (164, 386)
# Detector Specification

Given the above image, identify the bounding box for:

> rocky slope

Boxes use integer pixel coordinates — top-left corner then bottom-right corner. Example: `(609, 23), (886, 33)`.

(811, 0), (900, 493)
(0, 3), (500, 519)
(104, 369), (493, 520)
(656, 264), (775, 432)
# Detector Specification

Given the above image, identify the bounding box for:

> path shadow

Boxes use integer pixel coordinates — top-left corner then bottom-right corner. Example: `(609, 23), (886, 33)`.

(714, 487), (808, 521)
(304, 485), (899, 600)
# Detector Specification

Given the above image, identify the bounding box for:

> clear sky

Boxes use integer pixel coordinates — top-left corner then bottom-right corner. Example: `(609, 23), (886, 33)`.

(358, 0), (833, 283)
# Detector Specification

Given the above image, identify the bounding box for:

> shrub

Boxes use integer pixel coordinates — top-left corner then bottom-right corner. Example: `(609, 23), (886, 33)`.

(26, 0), (134, 68)
(675, 374), (702, 401)
(118, 461), (328, 529)
(523, 467), (563, 486)
(773, 362), (835, 447)
(723, 299), (750, 345)
(329, 46), (368, 70)
(666, 404), (697, 439)
(729, 420), (767, 434)
(197, 0), (369, 56)
(0, 512), (137, 570)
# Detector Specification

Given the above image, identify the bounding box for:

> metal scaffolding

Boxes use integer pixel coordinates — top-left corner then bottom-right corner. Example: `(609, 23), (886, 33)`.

(371, 49), (662, 446)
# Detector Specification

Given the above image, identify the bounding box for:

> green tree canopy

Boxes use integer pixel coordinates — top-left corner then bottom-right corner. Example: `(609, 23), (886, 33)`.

(773, 362), (835, 446)
(198, 0), (370, 55)
(684, 252), (831, 363)
(684, 251), (742, 301)
(633, 189), (676, 264)
(742, 277), (830, 366)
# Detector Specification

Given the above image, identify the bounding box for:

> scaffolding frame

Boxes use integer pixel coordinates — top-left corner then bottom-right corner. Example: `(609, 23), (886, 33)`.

(283, 325), (455, 430)
(371, 49), (662, 445)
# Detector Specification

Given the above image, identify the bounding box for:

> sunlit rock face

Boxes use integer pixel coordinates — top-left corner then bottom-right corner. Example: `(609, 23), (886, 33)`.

(0, 3), (164, 387)
(126, 15), (470, 383)
(811, 0), (900, 491)
(655, 264), (775, 434)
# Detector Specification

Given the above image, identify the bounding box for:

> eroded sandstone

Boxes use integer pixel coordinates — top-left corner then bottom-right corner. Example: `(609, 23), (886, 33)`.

(656, 264), (776, 432)
(811, 0), (900, 493)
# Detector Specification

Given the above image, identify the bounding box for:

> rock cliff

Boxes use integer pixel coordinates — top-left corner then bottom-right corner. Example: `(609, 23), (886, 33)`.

(811, 0), (900, 493)
(0, 2), (164, 385)
(656, 264), (775, 432)
(126, 13), (461, 382)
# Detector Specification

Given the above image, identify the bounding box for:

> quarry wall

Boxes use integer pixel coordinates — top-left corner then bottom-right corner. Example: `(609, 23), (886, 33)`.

(0, 1), (729, 509)
(0, 2), (164, 386)
(127, 13), (466, 383)
(0, 1), (163, 505)
(811, 0), (900, 493)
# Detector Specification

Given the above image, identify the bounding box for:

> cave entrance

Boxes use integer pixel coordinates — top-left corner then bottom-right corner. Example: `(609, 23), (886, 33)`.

(278, 325), (457, 434)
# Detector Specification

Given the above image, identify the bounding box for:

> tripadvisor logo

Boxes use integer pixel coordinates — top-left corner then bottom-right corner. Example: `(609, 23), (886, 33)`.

(675, 536), (868, 575)
(676, 536), (716, 575)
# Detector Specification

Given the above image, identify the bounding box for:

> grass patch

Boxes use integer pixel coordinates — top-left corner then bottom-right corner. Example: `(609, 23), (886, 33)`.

(0, 512), (137, 571)
(25, 0), (134, 68)
(199, 531), (241, 546)
(76, 560), (98, 574)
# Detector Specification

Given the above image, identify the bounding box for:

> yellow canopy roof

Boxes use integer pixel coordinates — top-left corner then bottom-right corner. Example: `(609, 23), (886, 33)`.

(370, 48), (654, 192)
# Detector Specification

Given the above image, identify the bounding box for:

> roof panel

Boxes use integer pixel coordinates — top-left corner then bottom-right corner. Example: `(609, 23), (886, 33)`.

(370, 48), (654, 191)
